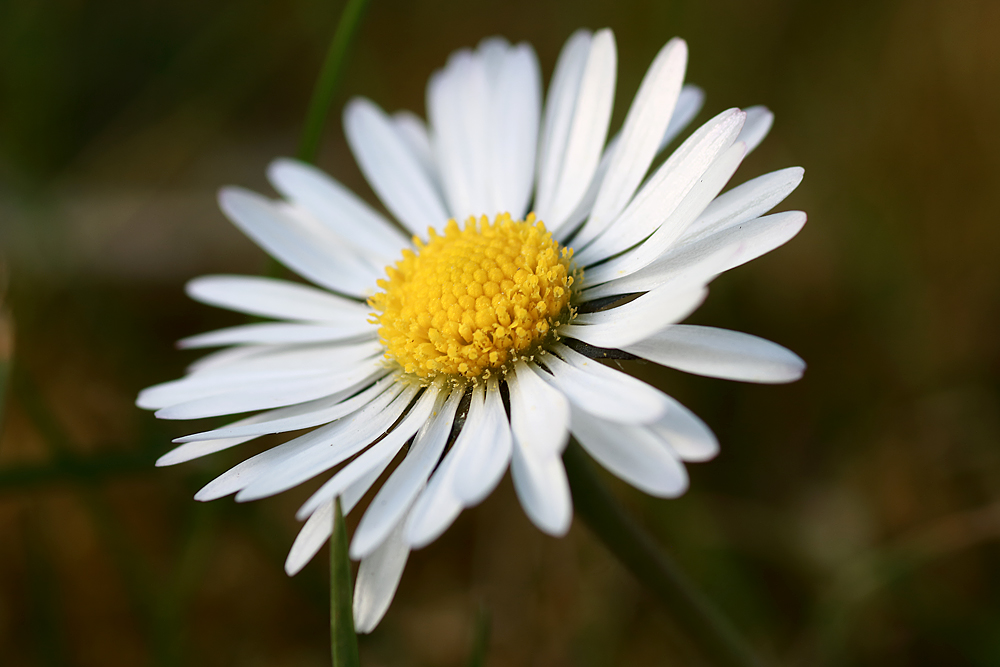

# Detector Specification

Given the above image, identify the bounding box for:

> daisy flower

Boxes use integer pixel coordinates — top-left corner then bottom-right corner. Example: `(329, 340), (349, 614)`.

(138, 29), (806, 632)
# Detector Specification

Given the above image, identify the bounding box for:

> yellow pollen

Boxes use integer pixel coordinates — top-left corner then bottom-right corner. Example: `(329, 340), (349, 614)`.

(369, 212), (576, 379)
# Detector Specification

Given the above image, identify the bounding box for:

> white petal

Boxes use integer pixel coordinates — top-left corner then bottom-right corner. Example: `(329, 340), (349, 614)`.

(561, 285), (707, 349)
(507, 361), (570, 458)
(218, 187), (379, 297)
(573, 108), (745, 264)
(570, 406), (689, 497)
(535, 29), (617, 230)
(178, 322), (376, 348)
(736, 106), (773, 155)
(507, 362), (572, 535)
(267, 158), (409, 260)
(354, 516), (410, 634)
(173, 373), (395, 443)
(659, 84), (705, 151)
(510, 440), (572, 536)
(584, 210), (807, 299)
(187, 274), (372, 323)
(344, 98), (450, 237)
(185, 340), (383, 380)
(235, 384), (422, 503)
(390, 112), (438, 186)
(623, 324), (805, 384)
(535, 344), (669, 424)
(583, 38), (688, 243)
(648, 396), (719, 463)
(152, 356), (385, 420)
(681, 166), (804, 242)
(284, 500), (334, 576)
(192, 382), (407, 502)
(404, 448), (463, 549)
(185, 345), (272, 374)
(580, 141), (746, 289)
(451, 377), (512, 506)
(295, 384), (442, 519)
(350, 387), (463, 560)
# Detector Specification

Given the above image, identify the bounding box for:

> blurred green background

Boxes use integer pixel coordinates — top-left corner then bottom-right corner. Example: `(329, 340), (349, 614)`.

(2, 0), (999, 665)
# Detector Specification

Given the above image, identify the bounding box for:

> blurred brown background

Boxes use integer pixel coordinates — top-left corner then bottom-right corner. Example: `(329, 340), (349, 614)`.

(2, 0), (1000, 665)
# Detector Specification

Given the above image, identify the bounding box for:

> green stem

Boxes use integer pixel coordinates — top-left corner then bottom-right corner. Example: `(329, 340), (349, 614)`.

(563, 440), (767, 667)
(330, 499), (361, 667)
(296, 0), (372, 164)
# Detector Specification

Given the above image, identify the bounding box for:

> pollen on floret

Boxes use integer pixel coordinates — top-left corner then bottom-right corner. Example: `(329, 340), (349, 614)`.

(369, 213), (577, 379)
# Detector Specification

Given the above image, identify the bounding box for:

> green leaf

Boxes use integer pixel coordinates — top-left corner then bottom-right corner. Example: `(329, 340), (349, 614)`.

(331, 499), (360, 667)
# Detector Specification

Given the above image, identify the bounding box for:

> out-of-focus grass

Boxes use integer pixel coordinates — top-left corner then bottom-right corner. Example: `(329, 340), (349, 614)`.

(2, 0), (1000, 665)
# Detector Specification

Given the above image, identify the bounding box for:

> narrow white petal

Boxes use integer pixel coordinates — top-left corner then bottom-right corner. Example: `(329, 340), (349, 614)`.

(391, 112), (438, 185)
(536, 29), (617, 230)
(681, 166), (804, 242)
(192, 383), (406, 502)
(178, 322), (376, 348)
(344, 98), (450, 236)
(185, 345), (271, 374)
(736, 106), (773, 155)
(583, 210), (807, 299)
(510, 441), (572, 536)
(623, 324), (805, 384)
(570, 406), (689, 497)
(659, 84), (705, 151)
(235, 385), (422, 503)
(296, 385), (442, 519)
(354, 516), (410, 634)
(152, 357), (385, 420)
(507, 361), (570, 458)
(187, 274), (372, 323)
(157, 432), (257, 467)
(174, 373), (395, 443)
(585, 39), (688, 240)
(184, 340), (383, 380)
(535, 30), (592, 224)
(535, 344), (669, 424)
(580, 141), (746, 288)
(218, 187), (379, 296)
(284, 500), (334, 576)
(350, 388), (463, 559)
(508, 362), (572, 535)
(573, 108), (745, 264)
(404, 451), (463, 549)
(452, 377), (512, 506)
(648, 396), (719, 463)
(267, 158), (409, 260)
(561, 286), (707, 349)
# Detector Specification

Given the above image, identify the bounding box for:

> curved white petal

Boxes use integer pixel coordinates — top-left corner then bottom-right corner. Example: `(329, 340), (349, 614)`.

(573, 108), (746, 264)
(267, 158), (409, 260)
(295, 384), (443, 519)
(659, 84), (705, 151)
(534, 344), (669, 424)
(680, 166), (805, 242)
(451, 377), (512, 505)
(583, 210), (807, 299)
(510, 440), (572, 536)
(736, 105), (773, 155)
(535, 29), (617, 231)
(178, 322), (376, 348)
(285, 500), (334, 576)
(344, 97), (450, 237)
(354, 516), (410, 634)
(583, 38), (688, 242)
(570, 406), (689, 497)
(623, 324), (805, 384)
(390, 111), (438, 187)
(191, 382), (409, 502)
(218, 187), (380, 296)
(350, 387), (463, 560)
(186, 274), (372, 323)
(648, 396), (719, 463)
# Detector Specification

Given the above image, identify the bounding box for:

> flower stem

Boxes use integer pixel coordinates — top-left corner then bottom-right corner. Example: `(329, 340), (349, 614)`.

(330, 499), (360, 667)
(296, 0), (372, 165)
(563, 440), (767, 667)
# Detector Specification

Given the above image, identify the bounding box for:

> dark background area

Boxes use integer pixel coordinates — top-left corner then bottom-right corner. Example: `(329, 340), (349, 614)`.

(2, 0), (999, 665)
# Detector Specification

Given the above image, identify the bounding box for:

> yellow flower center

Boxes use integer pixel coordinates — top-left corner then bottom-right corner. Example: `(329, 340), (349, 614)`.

(370, 213), (576, 379)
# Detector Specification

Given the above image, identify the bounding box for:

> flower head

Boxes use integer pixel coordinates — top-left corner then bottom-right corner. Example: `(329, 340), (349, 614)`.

(138, 29), (806, 633)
